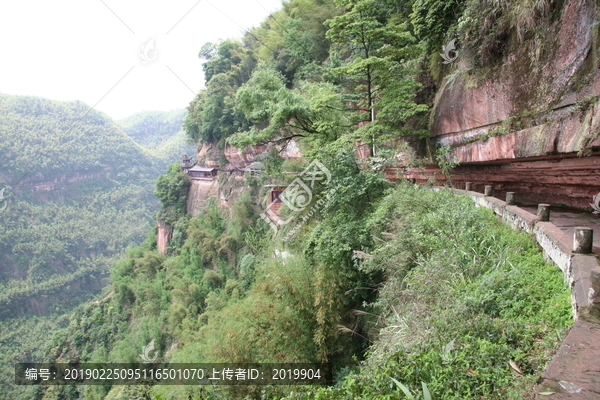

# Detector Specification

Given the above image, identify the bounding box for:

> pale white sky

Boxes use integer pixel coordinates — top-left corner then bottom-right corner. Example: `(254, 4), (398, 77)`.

(0, 0), (283, 120)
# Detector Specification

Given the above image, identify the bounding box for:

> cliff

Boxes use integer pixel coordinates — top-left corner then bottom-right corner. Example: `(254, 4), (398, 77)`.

(195, 141), (301, 169)
(405, 0), (600, 209)
(13, 169), (110, 201)
(186, 178), (220, 215)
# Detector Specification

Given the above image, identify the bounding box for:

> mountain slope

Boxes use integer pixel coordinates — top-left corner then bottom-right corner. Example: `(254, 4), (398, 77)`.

(0, 94), (168, 398)
(117, 109), (195, 168)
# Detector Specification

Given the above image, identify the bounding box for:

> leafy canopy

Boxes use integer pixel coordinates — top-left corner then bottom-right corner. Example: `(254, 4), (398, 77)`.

(228, 67), (350, 148)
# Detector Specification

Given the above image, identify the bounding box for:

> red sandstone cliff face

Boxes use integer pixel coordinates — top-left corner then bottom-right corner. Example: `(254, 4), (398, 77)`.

(186, 179), (220, 216)
(195, 141), (301, 169)
(196, 143), (267, 168)
(410, 0), (600, 208)
(16, 170), (109, 192)
(440, 1), (596, 125)
(13, 169), (111, 202)
(157, 220), (172, 255)
(158, 141), (300, 251)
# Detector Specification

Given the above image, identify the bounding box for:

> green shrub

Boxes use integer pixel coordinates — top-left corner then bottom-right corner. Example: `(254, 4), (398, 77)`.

(288, 183), (571, 400)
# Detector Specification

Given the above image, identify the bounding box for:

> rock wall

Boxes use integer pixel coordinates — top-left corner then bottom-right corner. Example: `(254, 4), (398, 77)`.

(156, 179), (220, 253)
(186, 179), (220, 216)
(196, 140), (301, 169)
(432, 0), (599, 143)
(157, 220), (172, 255)
(407, 0), (600, 209)
(197, 143), (268, 168)
(403, 154), (600, 209)
(14, 169), (110, 201)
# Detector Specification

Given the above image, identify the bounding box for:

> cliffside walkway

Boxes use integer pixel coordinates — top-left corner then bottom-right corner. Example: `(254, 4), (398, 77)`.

(521, 206), (600, 256)
(444, 186), (600, 399)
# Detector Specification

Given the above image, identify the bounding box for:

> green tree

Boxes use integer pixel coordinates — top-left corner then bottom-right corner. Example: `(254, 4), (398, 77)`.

(199, 40), (255, 86)
(184, 40), (254, 146)
(228, 67), (350, 148)
(154, 163), (191, 225)
(325, 0), (427, 147)
(252, 5), (338, 82)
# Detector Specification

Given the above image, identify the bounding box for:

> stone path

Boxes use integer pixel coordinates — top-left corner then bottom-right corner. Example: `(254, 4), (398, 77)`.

(535, 320), (600, 399)
(519, 204), (600, 399)
(521, 205), (600, 255)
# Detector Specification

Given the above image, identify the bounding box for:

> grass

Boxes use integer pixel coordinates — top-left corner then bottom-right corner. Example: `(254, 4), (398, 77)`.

(281, 184), (572, 400)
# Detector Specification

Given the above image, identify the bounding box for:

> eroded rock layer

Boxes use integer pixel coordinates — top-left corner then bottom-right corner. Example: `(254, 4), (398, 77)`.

(401, 153), (600, 209)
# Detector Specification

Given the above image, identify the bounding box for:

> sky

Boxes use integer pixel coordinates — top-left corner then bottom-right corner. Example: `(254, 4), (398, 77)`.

(0, 0), (283, 120)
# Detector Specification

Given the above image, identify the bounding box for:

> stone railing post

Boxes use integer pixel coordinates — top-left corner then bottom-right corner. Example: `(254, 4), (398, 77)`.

(506, 192), (515, 205)
(465, 182), (472, 191)
(537, 204), (550, 222)
(591, 269), (600, 312)
(484, 185), (492, 196)
(573, 227), (594, 254)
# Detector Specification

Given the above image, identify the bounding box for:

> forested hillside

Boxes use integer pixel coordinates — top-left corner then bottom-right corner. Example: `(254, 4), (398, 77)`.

(117, 109), (195, 169)
(42, 160), (570, 400)
(183, 0), (428, 152)
(32, 0), (581, 399)
(0, 94), (187, 398)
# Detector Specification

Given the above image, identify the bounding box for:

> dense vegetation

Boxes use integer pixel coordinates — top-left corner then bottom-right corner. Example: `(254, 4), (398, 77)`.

(117, 109), (195, 168)
(40, 152), (570, 399)
(0, 94), (187, 398)
(285, 184), (571, 399)
(183, 0), (567, 156)
(8, 0), (577, 399)
(185, 0), (431, 152)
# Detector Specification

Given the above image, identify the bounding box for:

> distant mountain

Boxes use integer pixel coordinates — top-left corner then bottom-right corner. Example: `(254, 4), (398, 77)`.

(0, 94), (175, 398)
(0, 94), (161, 186)
(117, 109), (195, 167)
